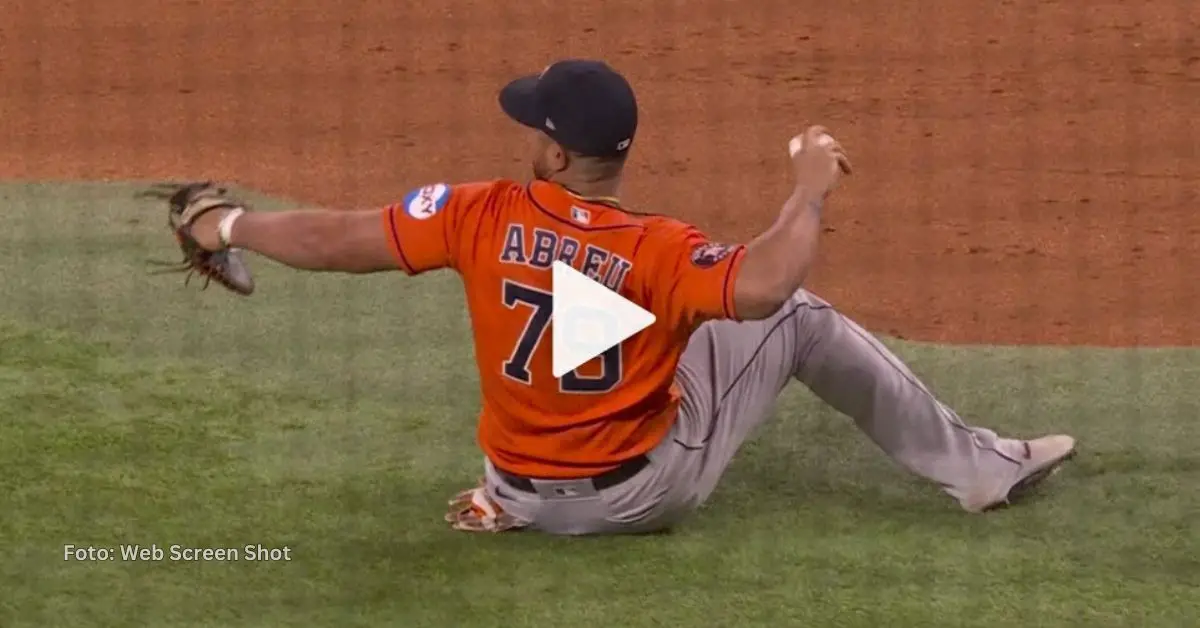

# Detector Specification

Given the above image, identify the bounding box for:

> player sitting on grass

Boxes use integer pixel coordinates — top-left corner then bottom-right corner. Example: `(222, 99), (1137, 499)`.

(150, 58), (1076, 536)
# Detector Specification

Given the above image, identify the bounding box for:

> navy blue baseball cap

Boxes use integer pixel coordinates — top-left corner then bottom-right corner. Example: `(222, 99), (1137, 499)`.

(499, 59), (638, 158)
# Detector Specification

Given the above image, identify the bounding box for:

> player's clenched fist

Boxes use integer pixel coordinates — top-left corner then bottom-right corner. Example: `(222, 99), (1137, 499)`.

(788, 125), (852, 197)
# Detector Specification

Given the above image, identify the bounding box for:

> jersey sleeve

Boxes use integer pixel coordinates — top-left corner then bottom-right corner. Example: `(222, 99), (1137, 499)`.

(381, 181), (494, 275)
(647, 223), (747, 329)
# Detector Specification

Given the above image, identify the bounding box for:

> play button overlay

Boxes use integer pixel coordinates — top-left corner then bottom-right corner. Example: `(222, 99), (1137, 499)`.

(551, 261), (656, 378)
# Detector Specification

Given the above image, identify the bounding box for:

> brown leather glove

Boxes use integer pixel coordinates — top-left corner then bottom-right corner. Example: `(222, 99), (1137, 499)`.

(140, 181), (255, 295)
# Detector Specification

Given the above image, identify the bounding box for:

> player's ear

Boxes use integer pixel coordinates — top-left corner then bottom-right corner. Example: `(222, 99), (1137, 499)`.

(544, 140), (569, 174)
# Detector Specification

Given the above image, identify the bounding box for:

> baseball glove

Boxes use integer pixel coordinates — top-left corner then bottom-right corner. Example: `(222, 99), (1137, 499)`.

(445, 478), (529, 533)
(139, 181), (255, 295)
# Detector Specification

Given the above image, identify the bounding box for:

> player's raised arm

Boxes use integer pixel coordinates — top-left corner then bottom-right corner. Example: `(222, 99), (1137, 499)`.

(732, 126), (851, 320)
(644, 129), (847, 329)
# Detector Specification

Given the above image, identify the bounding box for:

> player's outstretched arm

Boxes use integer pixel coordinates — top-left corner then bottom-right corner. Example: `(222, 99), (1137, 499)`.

(175, 181), (483, 279)
(733, 126), (851, 320)
(229, 209), (398, 273)
(190, 208), (401, 274)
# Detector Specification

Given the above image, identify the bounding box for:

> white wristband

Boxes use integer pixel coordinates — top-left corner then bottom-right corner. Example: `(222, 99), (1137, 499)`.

(217, 208), (244, 249)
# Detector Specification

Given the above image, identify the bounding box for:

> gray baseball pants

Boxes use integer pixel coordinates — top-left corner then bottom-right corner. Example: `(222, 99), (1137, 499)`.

(483, 289), (1028, 535)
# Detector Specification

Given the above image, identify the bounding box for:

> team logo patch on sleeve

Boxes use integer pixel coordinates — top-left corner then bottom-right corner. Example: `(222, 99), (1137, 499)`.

(403, 183), (450, 220)
(690, 242), (735, 268)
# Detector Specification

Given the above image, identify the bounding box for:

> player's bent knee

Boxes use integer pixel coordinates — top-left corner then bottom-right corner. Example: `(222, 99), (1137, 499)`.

(789, 287), (832, 308)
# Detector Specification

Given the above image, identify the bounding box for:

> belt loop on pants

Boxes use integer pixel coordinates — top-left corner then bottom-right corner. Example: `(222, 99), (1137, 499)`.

(495, 454), (651, 495)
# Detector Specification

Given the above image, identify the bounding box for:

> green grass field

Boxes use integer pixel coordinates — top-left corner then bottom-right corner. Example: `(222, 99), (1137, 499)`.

(1, 184), (1197, 627)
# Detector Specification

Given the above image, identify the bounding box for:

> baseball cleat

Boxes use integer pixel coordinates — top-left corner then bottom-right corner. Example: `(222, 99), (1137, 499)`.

(960, 434), (1077, 513)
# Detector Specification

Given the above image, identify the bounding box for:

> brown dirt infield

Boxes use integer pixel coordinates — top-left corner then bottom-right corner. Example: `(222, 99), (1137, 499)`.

(2, 0), (1197, 346)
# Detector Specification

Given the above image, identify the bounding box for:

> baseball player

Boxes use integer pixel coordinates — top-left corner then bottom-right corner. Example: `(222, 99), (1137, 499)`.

(157, 59), (1075, 536)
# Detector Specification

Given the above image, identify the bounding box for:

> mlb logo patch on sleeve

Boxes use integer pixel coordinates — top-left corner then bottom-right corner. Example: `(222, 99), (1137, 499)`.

(403, 183), (450, 220)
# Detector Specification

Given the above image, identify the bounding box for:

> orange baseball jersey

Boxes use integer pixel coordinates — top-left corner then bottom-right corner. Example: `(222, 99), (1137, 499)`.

(382, 179), (746, 478)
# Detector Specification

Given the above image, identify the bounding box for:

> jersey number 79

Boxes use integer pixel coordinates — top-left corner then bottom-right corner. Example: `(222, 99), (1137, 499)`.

(500, 279), (621, 393)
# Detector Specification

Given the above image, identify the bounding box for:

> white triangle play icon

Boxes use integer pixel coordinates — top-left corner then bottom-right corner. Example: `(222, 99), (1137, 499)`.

(551, 261), (656, 378)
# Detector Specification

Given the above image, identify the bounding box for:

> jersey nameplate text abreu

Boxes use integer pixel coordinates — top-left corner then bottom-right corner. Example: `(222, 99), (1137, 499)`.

(382, 179), (745, 478)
